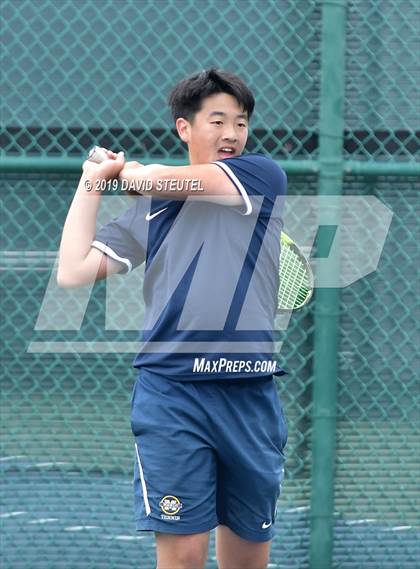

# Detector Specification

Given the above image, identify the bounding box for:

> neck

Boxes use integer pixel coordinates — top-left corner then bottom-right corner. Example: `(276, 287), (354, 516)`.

(188, 149), (199, 165)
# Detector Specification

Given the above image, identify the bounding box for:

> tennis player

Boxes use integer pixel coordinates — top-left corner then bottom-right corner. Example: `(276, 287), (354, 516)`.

(57, 68), (288, 569)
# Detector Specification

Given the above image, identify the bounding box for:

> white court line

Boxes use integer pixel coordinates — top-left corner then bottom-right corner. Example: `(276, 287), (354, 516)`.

(0, 511), (27, 518)
(382, 526), (413, 532)
(32, 462), (70, 467)
(284, 506), (310, 513)
(101, 535), (147, 540)
(65, 526), (100, 531)
(28, 518), (59, 524)
(0, 456), (25, 461)
(345, 519), (377, 525)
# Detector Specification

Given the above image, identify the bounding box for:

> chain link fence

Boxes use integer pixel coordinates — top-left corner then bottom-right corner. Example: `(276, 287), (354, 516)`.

(1, 1), (419, 568)
(1, 0), (320, 161)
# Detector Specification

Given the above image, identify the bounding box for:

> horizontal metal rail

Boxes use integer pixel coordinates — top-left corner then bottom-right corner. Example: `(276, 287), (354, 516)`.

(1, 156), (418, 176)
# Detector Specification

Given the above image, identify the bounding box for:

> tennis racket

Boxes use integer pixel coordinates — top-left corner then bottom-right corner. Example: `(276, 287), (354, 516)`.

(87, 147), (314, 310)
(278, 232), (313, 311)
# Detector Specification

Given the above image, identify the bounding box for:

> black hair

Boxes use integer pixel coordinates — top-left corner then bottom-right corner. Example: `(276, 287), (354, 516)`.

(168, 68), (255, 124)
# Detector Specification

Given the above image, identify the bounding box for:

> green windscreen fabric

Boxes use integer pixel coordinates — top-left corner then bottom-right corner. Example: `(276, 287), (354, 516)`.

(1, 1), (418, 567)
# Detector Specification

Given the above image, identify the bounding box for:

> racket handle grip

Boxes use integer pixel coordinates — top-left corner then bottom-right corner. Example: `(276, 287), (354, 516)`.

(87, 146), (108, 164)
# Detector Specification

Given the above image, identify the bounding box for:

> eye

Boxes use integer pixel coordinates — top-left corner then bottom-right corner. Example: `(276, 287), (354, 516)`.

(211, 121), (223, 125)
(238, 123), (247, 128)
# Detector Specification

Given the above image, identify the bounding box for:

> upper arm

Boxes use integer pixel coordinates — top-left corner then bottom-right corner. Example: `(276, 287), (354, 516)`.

(57, 199), (146, 289)
(177, 164), (243, 200)
(57, 247), (124, 288)
(93, 248), (125, 281)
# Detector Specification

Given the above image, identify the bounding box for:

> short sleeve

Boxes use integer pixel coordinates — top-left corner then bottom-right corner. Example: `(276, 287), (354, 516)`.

(92, 200), (147, 274)
(213, 153), (287, 217)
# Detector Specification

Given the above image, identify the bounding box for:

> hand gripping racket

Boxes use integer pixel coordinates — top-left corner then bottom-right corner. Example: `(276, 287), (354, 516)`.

(87, 147), (314, 310)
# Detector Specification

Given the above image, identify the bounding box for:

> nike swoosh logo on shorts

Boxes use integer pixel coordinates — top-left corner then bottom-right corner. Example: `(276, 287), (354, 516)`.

(145, 207), (168, 221)
(262, 521), (272, 529)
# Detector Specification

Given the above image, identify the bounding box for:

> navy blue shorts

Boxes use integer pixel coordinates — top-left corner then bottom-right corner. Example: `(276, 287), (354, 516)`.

(130, 369), (288, 542)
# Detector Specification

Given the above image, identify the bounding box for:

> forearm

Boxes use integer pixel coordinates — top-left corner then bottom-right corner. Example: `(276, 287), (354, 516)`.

(120, 164), (186, 198)
(119, 163), (239, 201)
(57, 174), (101, 277)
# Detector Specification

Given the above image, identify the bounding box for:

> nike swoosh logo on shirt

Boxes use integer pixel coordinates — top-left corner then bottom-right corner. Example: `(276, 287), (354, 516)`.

(262, 521), (272, 529)
(145, 207), (168, 221)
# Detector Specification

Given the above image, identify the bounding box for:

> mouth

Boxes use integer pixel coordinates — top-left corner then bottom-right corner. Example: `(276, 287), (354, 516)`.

(217, 147), (236, 159)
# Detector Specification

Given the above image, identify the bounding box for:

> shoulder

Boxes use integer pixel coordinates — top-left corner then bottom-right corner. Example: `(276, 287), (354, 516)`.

(218, 152), (285, 179)
(235, 152), (281, 167)
(214, 153), (287, 198)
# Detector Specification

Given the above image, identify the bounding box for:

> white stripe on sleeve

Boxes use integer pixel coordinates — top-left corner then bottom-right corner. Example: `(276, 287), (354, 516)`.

(91, 240), (132, 273)
(213, 161), (252, 215)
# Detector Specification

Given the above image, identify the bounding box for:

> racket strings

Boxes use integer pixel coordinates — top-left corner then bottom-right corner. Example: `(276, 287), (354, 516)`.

(279, 247), (311, 309)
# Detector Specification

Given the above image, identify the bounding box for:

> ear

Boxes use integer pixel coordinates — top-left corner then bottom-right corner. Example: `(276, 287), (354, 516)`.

(176, 118), (191, 144)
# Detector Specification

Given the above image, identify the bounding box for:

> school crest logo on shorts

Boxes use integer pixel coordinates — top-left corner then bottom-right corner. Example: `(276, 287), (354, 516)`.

(159, 495), (183, 521)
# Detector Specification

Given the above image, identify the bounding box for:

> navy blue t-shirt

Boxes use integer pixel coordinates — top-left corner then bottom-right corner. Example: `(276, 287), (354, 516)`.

(92, 153), (287, 381)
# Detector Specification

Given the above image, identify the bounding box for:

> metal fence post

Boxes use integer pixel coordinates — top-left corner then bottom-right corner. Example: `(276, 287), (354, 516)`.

(309, 1), (348, 568)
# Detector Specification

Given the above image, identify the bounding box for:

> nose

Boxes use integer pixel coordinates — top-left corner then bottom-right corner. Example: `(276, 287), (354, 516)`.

(222, 126), (238, 143)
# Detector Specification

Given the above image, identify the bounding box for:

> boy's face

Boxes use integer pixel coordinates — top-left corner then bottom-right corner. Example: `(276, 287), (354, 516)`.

(176, 93), (249, 164)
